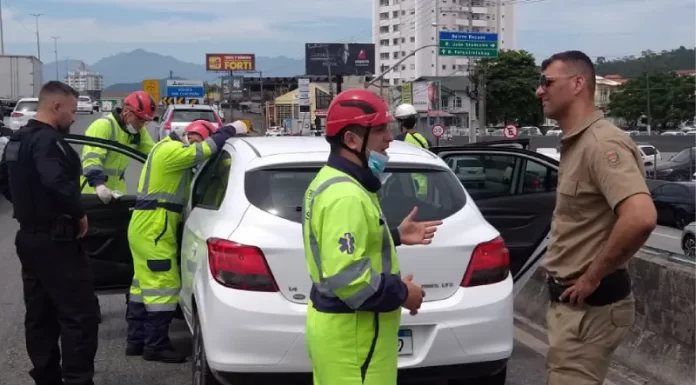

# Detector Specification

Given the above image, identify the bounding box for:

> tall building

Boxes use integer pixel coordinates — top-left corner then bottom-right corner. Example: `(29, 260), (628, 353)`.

(64, 62), (104, 92)
(372, 0), (515, 85)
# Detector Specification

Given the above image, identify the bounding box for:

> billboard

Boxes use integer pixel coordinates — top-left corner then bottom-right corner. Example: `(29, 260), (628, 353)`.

(305, 43), (375, 76)
(206, 54), (256, 72)
(222, 76), (244, 99)
(412, 81), (439, 112)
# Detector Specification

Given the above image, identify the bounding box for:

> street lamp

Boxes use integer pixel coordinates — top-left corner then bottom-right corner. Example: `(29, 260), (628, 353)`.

(51, 36), (59, 80)
(365, 44), (437, 88)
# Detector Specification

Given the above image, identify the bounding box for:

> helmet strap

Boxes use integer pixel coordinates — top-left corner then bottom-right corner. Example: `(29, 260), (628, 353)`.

(341, 129), (371, 168)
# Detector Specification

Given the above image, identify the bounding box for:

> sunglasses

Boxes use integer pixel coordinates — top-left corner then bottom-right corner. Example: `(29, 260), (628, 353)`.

(538, 74), (578, 89)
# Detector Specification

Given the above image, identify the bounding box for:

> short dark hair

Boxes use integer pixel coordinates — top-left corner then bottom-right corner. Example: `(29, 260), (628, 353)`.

(38, 81), (79, 105)
(326, 124), (367, 153)
(541, 50), (596, 95)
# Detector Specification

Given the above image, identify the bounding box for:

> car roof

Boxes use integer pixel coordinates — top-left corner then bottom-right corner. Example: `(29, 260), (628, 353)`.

(17, 97), (38, 102)
(168, 104), (213, 110)
(236, 136), (442, 167)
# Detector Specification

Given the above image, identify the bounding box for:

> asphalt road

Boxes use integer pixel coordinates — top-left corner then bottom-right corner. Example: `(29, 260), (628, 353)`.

(0, 113), (663, 385)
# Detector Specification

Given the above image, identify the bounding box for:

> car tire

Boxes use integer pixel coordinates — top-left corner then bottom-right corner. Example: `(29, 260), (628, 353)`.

(192, 311), (220, 385)
(682, 234), (695, 257)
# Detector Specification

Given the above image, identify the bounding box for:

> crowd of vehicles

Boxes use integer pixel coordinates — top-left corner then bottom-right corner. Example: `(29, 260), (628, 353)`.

(157, 104), (224, 140)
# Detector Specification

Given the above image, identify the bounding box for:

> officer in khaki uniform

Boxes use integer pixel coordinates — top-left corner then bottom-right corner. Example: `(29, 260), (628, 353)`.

(536, 51), (657, 385)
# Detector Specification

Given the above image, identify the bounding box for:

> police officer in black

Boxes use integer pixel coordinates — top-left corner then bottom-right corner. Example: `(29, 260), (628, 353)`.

(0, 81), (98, 385)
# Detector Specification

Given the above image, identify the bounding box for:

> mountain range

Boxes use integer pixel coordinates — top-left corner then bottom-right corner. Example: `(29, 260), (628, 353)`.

(42, 49), (305, 92)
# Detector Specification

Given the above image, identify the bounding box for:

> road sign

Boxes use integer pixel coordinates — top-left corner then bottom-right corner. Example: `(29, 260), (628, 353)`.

(503, 124), (518, 139)
(160, 97), (201, 105)
(431, 124), (445, 138)
(438, 31), (499, 58)
(142, 79), (160, 104)
(166, 79), (204, 98)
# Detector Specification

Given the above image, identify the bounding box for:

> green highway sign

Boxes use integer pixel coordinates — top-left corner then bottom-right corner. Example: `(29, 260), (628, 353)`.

(439, 40), (497, 50)
(438, 31), (499, 58)
(438, 48), (498, 58)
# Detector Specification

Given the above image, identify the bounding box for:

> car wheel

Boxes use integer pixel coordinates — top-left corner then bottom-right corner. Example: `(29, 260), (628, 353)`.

(682, 234), (695, 257)
(192, 311), (219, 385)
(675, 212), (690, 229)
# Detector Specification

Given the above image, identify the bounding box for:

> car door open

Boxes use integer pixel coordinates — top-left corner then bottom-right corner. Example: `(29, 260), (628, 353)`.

(63, 134), (147, 293)
(431, 144), (559, 295)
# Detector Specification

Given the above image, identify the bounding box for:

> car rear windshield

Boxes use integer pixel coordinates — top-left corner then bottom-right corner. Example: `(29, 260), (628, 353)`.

(15, 101), (38, 112)
(244, 166), (467, 224)
(79, 97), (90, 102)
(171, 109), (216, 123)
(456, 159), (482, 167)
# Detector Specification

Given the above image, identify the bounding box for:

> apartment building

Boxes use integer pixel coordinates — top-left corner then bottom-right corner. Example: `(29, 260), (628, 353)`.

(372, 0), (515, 85)
(65, 65), (104, 92)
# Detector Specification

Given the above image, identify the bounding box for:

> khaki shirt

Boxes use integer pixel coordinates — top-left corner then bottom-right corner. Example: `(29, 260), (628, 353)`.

(542, 111), (650, 280)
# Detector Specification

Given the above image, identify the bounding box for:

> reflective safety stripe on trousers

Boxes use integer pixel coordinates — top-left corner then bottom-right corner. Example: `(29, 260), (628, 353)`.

(129, 279), (181, 311)
(82, 118), (126, 179)
(134, 139), (208, 214)
(303, 176), (398, 310)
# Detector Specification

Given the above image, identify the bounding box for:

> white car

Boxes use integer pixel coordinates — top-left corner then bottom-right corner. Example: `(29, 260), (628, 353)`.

(69, 136), (558, 385)
(158, 104), (223, 140)
(78, 96), (94, 114)
(447, 156), (486, 187)
(636, 143), (661, 166)
(9, 97), (38, 130)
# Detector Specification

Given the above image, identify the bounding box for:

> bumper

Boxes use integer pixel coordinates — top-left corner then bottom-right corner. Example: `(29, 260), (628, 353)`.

(196, 274), (514, 382)
(8, 119), (24, 130)
(78, 106), (93, 113)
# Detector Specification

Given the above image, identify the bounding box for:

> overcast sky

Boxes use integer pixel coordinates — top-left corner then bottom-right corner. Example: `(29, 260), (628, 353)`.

(1, 0), (694, 65)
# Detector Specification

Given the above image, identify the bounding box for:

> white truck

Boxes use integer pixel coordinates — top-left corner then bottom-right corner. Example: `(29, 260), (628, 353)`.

(0, 55), (43, 117)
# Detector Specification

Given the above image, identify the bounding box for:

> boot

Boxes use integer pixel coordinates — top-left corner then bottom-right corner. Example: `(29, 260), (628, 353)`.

(143, 347), (187, 363)
(125, 344), (144, 356)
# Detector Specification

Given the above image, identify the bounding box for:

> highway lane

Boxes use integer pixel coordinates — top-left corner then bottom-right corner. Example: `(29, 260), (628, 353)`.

(0, 114), (670, 385)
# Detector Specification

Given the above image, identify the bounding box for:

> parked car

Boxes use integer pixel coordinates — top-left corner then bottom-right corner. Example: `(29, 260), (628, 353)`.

(649, 182), (696, 229)
(157, 104), (224, 140)
(646, 147), (696, 181)
(78, 96), (94, 114)
(446, 155), (486, 187)
(8, 97), (38, 130)
(64, 135), (557, 385)
(635, 143), (661, 166)
(681, 222), (695, 257)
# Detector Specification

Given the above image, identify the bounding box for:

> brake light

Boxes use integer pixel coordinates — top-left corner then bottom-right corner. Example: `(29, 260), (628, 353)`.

(207, 238), (278, 292)
(11, 112), (23, 118)
(460, 236), (510, 287)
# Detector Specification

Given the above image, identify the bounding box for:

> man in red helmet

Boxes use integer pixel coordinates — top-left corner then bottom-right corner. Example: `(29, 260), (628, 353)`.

(125, 119), (246, 362)
(80, 90), (158, 322)
(302, 89), (442, 385)
(80, 90), (157, 202)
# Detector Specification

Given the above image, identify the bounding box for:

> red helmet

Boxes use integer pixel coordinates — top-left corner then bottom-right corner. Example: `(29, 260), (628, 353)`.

(325, 89), (393, 137)
(123, 91), (156, 121)
(184, 120), (217, 140)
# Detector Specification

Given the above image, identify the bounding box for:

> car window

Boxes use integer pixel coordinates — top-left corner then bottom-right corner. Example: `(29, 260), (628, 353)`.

(244, 165), (467, 225)
(640, 146), (655, 156)
(191, 150), (232, 210)
(79, 97), (91, 102)
(521, 159), (557, 194)
(171, 109), (216, 123)
(63, 136), (146, 196)
(669, 148), (695, 163)
(15, 101), (38, 112)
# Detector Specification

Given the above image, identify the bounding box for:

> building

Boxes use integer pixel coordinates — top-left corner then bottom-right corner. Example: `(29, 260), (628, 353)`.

(64, 62), (104, 98)
(372, 0), (515, 86)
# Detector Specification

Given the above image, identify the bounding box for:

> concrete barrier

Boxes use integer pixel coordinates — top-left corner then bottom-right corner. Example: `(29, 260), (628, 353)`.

(514, 249), (695, 385)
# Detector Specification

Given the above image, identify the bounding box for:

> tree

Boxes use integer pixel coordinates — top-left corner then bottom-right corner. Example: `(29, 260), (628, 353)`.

(470, 50), (543, 126)
(595, 46), (695, 78)
(607, 71), (695, 129)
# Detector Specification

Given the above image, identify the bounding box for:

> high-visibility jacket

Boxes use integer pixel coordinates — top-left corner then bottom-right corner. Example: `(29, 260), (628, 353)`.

(127, 136), (216, 312)
(303, 165), (401, 385)
(403, 132), (429, 196)
(80, 113), (155, 193)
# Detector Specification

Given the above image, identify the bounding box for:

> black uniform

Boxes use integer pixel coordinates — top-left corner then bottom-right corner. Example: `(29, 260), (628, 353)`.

(0, 119), (99, 385)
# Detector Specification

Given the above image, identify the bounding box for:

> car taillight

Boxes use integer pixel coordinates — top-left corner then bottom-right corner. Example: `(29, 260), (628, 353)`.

(207, 238), (278, 292)
(460, 236), (510, 287)
(11, 112), (23, 118)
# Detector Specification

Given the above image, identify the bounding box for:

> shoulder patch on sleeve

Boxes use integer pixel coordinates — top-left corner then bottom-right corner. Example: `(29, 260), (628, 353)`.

(338, 232), (355, 254)
(604, 149), (620, 167)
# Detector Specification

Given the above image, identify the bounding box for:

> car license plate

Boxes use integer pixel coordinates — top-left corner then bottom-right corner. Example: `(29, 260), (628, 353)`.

(398, 329), (413, 355)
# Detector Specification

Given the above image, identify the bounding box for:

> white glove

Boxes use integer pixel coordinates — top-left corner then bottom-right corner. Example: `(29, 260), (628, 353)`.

(230, 120), (248, 135)
(95, 184), (112, 204)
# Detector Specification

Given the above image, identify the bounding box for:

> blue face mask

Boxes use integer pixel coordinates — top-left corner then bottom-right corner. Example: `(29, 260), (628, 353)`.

(367, 150), (389, 176)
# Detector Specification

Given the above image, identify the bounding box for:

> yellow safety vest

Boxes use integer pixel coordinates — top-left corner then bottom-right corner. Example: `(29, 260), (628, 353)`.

(303, 165), (401, 385)
(80, 113), (155, 193)
(404, 132), (429, 196)
(127, 136), (216, 312)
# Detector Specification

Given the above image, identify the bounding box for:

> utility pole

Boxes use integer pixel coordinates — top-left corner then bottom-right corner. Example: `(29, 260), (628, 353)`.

(324, 45), (334, 99)
(434, 3), (439, 77)
(30, 14), (42, 61)
(0, 0), (5, 55)
(51, 36), (59, 80)
(467, 0), (476, 144)
(645, 71), (652, 135)
(169, 70), (173, 80)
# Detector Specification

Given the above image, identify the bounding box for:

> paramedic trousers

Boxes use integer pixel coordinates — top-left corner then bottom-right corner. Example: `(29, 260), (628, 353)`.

(15, 228), (99, 385)
(126, 300), (175, 350)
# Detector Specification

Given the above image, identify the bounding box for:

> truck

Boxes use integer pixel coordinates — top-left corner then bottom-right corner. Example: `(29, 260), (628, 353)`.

(0, 55), (43, 117)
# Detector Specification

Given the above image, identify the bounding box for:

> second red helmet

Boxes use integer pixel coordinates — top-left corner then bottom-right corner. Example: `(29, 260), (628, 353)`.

(325, 89), (393, 137)
(184, 120), (217, 140)
(123, 91), (157, 121)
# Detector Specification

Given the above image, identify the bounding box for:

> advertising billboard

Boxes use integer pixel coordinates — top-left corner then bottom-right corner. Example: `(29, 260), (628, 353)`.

(206, 54), (256, 72)
(222, 76), (244, 99)
(305, 43), (375, 76)
(411, 81), (439, 112)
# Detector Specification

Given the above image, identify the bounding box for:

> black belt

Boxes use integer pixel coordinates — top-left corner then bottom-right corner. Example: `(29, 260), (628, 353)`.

(547, 269), (631, 307)
(134, 199), (184, 214)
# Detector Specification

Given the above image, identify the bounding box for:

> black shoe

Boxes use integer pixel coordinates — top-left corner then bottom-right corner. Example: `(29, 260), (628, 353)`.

(126, 344), (144, 356)
(143, 347), (187, 363)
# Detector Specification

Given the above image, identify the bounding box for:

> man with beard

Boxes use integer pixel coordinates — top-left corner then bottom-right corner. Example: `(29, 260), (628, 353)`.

(0, 81), (98, 385)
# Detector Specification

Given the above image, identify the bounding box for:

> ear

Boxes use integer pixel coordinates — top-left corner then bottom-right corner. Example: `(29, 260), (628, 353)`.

(574, 75), (586, 96)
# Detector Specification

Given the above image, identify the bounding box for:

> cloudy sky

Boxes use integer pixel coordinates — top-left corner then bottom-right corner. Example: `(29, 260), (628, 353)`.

(1, 0), (694, 65)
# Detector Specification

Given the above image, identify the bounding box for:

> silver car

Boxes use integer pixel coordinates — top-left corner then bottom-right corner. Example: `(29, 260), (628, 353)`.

(681, 222), (695, 257)
(157, 104), (223, 140)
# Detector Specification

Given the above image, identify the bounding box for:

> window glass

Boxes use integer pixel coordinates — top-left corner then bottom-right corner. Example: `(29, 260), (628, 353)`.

(192, 151), (232, 210)
(443, 154), (516, 199)
(14, 101), (38, 112)
(171, 109), (217, 123)
(244, 166), (466, 225)
(641, 146), (655, 156)
(669, 148), (695, 163)
(521, 159), (556, 194)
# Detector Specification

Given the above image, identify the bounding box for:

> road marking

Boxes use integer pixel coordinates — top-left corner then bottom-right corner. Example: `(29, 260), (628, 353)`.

(652, 232), (681, 240)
